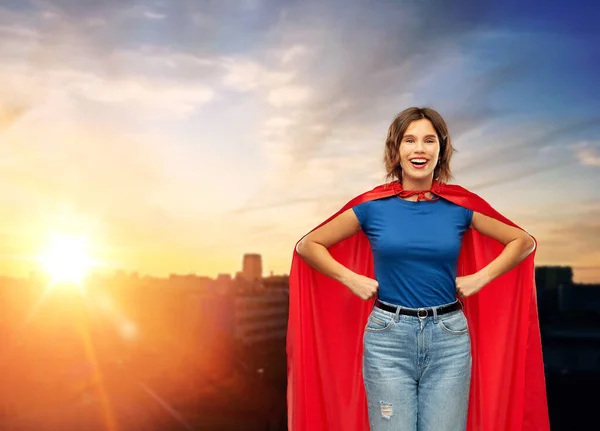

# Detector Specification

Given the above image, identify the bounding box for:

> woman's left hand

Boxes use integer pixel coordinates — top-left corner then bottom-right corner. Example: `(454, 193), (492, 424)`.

(455, 272), (487, 298)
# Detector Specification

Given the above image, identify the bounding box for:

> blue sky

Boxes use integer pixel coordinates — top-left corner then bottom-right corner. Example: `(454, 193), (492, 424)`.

(1, 0), (599, 282)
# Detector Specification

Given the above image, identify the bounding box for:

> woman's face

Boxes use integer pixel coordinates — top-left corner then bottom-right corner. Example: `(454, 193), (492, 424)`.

(398, 118), (441, 182)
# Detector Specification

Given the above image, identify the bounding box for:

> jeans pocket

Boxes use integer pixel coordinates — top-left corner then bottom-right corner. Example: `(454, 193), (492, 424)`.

(365, 311), (394, 332)
(439, 311), (469, 335)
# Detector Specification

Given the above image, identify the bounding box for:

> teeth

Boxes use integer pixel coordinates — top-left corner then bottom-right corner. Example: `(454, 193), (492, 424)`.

(411, 159), (427, 163)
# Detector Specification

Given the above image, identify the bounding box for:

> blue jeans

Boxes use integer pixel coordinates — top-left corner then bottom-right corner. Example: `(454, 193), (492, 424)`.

(362, 300), (472, 431)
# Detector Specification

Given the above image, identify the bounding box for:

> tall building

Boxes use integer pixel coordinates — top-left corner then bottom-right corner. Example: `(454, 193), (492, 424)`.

(535, 266), (573, 290)
(535, 266), (574, 323)
(242, 253), (262, 282)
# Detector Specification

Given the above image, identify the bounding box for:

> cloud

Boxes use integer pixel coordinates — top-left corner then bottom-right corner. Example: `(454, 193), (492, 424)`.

(0, 23), (38, 39)
(0, 63), (215, 120)
(262, 116), (297, 138)
(452, 117), (600, 185)
(574, 142), (600, 167)
(278, 44), (311, 65)
(219, 7), (599, 213)
(0, 16), (218, 120)
(86, 17), (106, 27)
(213, 2), (506, 196)
(0, 1), (221, 65)
(0, 103), (29, 130)
(144, 11), (166, 20)
(505, 201), (600, 283)
(539, 218), (600, 263)
(0, 0), (597, 279)
(222, 58), (293, 92)
(70, 71), (215, 117)
(267, 85), (313, 108)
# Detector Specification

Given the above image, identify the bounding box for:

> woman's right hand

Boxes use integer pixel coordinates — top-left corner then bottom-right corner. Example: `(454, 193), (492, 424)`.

(295, 208), (378, 300)
(345, 273), (379, 300)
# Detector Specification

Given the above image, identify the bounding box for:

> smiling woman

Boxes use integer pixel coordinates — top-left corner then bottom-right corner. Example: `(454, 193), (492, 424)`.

(38, 234), (94, 288)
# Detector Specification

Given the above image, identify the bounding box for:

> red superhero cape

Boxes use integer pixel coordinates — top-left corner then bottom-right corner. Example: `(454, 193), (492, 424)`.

(286, 181), (549, 431)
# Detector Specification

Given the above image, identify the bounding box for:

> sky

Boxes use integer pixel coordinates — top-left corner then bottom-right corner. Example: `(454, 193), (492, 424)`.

(1, 0), (599, 283)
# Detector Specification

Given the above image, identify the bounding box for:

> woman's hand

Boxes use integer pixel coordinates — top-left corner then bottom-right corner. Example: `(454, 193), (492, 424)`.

(455, 272), (487, 298)
(345, 273), (379, 300)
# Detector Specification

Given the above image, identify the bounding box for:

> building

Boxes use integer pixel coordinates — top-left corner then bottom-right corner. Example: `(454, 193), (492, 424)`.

(557, 283), (600, 314)
(263, 274), (289, 290)
(535, 266), (600, 378)
(212, 273), (233, 295)
(242, 253), (262, 282)
(186, 293), (236, 378)
(168, 273), (212, 291)
(234, 291), (289, 345)
(535, 266), (573, 290)
(536, 266), (574, 323)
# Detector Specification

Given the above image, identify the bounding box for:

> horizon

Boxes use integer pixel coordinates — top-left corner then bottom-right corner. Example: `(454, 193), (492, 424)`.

(2, 263), (597, 288)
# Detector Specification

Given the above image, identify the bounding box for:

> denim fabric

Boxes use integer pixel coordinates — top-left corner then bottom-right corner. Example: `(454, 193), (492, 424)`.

(362, 300), (472, 431)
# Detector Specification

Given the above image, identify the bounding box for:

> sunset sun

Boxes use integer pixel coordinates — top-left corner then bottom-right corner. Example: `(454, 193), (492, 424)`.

(39, 235), (94, 286)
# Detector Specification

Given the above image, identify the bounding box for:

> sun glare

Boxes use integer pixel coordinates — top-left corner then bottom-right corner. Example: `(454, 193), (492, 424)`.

(39, 235), (94, 287)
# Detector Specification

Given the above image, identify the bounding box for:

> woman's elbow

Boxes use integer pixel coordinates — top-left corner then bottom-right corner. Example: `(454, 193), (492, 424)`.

(520, 232), (536, 257)
(295, 237), (309, 257)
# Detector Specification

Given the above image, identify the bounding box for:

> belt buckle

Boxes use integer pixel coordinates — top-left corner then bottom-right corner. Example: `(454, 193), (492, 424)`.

(417, 308), (428, 318)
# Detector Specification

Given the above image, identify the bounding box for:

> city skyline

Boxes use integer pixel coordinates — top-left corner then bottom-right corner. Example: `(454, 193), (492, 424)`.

(1, 0), (599, 283)
(11, 252), (290, 282)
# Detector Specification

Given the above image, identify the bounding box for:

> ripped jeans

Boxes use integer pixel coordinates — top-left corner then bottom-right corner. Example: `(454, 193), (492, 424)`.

(362, 300), (472, 431)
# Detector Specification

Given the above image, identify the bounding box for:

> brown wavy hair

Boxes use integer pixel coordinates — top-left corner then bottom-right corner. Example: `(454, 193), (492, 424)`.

(384, 107), (454, 184)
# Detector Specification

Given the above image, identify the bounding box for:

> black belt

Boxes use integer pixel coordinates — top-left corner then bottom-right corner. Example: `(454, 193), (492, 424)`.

(374, 299), (461, 318)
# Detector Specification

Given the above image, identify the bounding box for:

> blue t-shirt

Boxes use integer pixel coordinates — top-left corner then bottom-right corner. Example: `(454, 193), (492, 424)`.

(352, 196), (473, 308)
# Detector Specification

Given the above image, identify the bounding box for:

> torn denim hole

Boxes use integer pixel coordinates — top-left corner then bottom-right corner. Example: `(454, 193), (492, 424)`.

(379, 401), (393, 420)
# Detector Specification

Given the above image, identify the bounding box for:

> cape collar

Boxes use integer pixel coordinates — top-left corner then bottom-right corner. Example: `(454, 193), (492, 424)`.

(391, 179), (442, 202)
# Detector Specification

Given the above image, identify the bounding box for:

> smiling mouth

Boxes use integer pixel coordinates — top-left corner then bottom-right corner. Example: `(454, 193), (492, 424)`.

(409, 158), (429, 168)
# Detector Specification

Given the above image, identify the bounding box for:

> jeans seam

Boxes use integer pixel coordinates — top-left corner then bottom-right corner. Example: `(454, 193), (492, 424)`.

(438, 319), (469, 335)
(365, 314), (395, 333)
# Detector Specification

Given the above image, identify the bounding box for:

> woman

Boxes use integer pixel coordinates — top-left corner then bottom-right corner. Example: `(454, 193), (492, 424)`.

(290, 107), (546, 430)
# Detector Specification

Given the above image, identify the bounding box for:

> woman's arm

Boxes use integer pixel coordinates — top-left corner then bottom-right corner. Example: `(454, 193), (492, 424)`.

(296, 208), (379, 300)
(456, 211), (536, 298)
